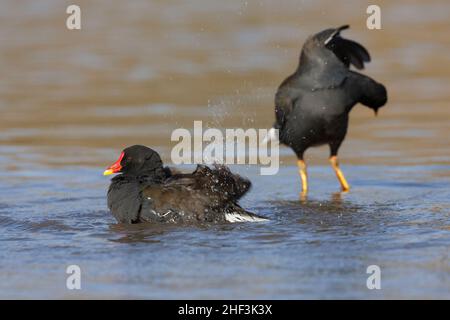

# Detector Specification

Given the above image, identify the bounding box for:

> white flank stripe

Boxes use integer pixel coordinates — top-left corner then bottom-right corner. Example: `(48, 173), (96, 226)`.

(225, 212), (269, 223)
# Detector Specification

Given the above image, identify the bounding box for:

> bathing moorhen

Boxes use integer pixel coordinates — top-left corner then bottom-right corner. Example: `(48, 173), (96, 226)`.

(103, 145), (267, 224)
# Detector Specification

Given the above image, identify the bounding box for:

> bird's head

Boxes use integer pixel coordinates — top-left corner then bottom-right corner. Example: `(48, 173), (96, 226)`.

(103, 145), (165, 178)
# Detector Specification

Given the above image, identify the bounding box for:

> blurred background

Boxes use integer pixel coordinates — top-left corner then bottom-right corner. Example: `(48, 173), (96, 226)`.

(0, 0), (449, 299)
(1, 0), (449, 167)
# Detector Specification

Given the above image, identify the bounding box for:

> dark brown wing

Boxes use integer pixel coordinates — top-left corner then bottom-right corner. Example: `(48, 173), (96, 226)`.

(165, 164), (251, 203)
(139, 165), (254, 223)
(141, 183), (214, 222)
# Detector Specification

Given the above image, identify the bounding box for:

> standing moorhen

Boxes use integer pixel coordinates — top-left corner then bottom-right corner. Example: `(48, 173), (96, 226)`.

(103, 145), (267, 224)
(266, 25), (387, 195)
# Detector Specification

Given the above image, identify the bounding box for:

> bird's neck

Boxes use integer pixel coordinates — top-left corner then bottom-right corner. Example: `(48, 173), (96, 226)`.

(297, 49), (330, 76)
(295, 49), (347, 89)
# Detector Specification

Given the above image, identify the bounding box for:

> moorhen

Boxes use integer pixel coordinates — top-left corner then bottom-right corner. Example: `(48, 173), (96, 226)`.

(266, 25), (387, 195)
(103, 145), (267, 224)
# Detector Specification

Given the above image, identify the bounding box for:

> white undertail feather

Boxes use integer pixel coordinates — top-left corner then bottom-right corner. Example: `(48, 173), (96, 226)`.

(225, 212), (269, 223)
(261, 127), (278, 146)
(324, 25), (349, 45)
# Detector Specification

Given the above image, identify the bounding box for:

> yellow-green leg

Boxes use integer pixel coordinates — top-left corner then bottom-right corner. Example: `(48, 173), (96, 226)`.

(297, 159), (308, 196)
(329, 156), (350, 192)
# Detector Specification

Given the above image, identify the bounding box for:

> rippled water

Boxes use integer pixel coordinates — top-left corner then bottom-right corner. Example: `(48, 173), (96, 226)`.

(1, 160), (449, 299)
(1, 0), (449, 299)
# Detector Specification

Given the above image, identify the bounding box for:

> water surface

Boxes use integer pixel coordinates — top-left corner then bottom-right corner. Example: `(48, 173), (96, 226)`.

(0, 0), (449, 299)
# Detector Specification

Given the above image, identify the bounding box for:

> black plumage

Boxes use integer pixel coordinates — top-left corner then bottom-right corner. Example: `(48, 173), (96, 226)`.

(104, 145), (266, 224)
(271, 25), (387, 194)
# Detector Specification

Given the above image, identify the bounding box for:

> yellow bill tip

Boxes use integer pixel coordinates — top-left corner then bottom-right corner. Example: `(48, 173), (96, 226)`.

(103, 169), (114, 176)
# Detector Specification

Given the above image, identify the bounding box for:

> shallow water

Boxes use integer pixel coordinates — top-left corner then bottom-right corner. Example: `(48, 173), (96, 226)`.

(1, 0), (450, 299)
(0, 162), (449, 299)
